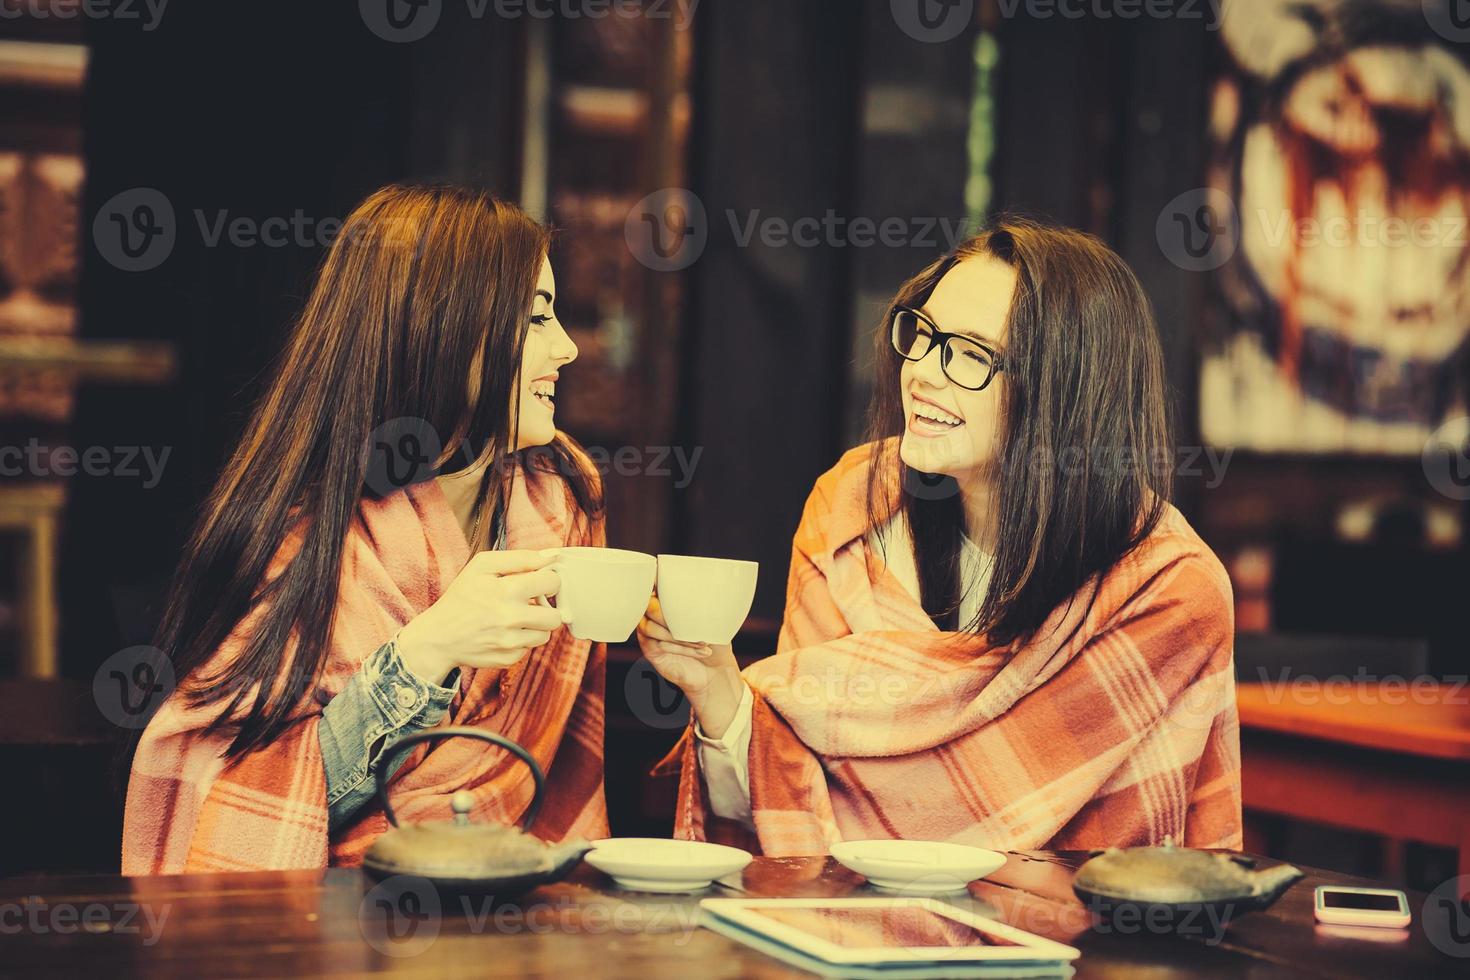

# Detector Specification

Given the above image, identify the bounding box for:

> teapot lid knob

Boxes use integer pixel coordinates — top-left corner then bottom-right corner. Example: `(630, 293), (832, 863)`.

(451, 790), (475, 825)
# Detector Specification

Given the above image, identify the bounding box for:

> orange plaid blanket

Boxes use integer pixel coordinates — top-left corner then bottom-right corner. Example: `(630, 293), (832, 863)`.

(123, 453), (607, 874)
(670, 440), (1241, 855)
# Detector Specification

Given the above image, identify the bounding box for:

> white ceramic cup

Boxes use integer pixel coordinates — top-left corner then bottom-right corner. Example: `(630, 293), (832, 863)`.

(549, 547), (657, 642)
(655, 554), (758, 645)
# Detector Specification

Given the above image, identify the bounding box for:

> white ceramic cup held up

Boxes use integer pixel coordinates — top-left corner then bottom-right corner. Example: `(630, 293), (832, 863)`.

(549, 547), (657, 643)
(655, 555), (759, 645)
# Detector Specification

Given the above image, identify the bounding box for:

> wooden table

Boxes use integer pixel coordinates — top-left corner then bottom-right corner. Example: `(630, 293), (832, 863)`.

(2, 852), (1464, 977)
(1237, 680), (1470, 877)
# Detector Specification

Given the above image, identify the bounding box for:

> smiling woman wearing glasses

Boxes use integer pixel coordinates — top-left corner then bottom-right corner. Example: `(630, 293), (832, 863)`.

(643, 217), (1242, 855)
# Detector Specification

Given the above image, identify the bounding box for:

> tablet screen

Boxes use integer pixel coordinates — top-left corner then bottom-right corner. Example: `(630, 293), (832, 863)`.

(748, 906), (1025, 949)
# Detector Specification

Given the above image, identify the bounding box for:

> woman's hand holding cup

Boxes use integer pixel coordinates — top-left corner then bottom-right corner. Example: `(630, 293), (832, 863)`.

(396, 549), (568, 685)
(637, 595), (745, 738)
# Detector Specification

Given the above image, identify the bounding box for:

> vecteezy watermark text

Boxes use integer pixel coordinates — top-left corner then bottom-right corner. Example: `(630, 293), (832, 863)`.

(0, 898), (170, 946)
(1155, 187), (1470, 273)
(0, 440), (170, 488)
(1252, 667), (1468, 707)
(891, 0), (1223, 43)
(0, 0), (168, 30)
(363, 418), (707, 498)
(359, 0), (699, 44)
(625, 188), (988, 271)
(1253, 209), (1469, 250)
(995, 0), (1223, 29)
(358, 875), (701, 957)
(93, 188), (366, 272)
(581, 444), (702, 489)
(728, 211), (980, 251)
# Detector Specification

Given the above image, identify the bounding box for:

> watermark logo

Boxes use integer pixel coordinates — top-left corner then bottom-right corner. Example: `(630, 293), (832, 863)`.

(1424, 0), (1470, 43)
(626, 188), (707, 272)
(359, 875), (442, 957)
(364, 417), (443, 497)
(901, 466), (963, 501)
(1156, 187), (1237, 272)
(93, 187), (175, 273)
(624, 656), (691, 729)
(1423, 416), (1470, 501)
(891, 0), (973, 43)
(1424, 875), (1470, 957)
(92, 192), (389, 270)
(93, 646), (176, 730)
(360, 0), (442, 42)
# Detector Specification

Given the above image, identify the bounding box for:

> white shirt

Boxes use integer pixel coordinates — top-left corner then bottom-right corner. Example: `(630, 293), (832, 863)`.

(696, 515), (993, 826)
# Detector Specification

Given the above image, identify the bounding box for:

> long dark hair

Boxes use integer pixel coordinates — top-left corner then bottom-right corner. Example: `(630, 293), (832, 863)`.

(867, 217), (1171, 643)
(152, 183), (600, 758)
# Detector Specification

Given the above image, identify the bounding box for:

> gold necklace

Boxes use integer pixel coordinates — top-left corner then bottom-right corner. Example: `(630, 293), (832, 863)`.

(467, 463), (497, 550)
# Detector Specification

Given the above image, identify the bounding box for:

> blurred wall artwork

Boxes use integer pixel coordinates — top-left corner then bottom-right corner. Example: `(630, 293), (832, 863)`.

(1199, 0), (1470, 454)
(0, 39), (86, 424)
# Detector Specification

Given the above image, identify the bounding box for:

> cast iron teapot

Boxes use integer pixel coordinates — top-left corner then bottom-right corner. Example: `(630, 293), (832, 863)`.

(362, 726), (591, 893)
(1072, 837), (1303, 929)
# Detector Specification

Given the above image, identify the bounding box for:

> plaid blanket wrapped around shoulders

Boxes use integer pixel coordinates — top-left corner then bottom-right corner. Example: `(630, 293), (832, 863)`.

(123, 447), (608, 874)
(668, 439), (1242, 855)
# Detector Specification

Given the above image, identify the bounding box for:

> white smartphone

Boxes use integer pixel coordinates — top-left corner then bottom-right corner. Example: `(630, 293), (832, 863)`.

(1313, 886), (1411, 928)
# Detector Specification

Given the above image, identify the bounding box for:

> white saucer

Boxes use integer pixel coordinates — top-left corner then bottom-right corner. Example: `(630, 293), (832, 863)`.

(586, 838), (753, 893)
(830, 840), (1007, 895)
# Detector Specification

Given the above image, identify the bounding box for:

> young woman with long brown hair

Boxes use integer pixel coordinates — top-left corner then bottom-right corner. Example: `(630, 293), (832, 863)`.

(642, 218), (1242, 854)
(123, 184), (608, 873)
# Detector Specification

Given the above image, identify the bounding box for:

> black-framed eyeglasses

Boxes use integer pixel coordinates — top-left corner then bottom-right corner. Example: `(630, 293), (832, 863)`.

(888, 305), (1006, 391)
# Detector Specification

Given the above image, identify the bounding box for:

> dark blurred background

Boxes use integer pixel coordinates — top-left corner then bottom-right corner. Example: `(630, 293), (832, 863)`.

(2, 1), (1467, 885)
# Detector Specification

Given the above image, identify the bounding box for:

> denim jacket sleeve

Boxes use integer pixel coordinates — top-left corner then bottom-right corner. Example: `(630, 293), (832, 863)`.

(319, 637), (459, 830)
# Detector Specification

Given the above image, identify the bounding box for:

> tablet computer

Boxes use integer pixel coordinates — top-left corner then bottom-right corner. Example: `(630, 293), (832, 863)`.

(700, 897), (1080, 977)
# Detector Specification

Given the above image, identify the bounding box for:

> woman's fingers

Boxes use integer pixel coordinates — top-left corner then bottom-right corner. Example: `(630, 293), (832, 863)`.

(472, 549), (552, 576)
(514, 629), (554, 649)
(647, 638), (713, 659)
(533, 593), (573, 623)
(512, 603), (566, 632)
(644, 594), (670, 629)
(638, 616), (701, 647)
(638, 615), (673, 642)
(500, 567), (561, 601)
